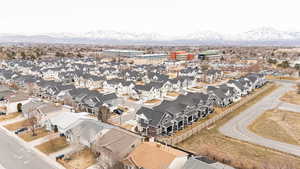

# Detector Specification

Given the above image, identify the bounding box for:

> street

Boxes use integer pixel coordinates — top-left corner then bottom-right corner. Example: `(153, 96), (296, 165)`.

(219, 81), (300, 156)
(0, 127), (57, 169)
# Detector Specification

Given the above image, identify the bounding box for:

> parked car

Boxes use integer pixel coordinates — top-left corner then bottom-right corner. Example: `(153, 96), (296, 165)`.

(113, 108), (124, 115)
(14, 127), (28, 134)
(56, 154), (65, 161)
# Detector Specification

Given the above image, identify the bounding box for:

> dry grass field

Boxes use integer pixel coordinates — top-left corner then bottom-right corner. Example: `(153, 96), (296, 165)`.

(249, 109), (300, 146)
(280, 90), (300, 105)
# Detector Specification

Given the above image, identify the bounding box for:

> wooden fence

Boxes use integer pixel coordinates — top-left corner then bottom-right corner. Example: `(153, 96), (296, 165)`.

(158, 83), (274, 145)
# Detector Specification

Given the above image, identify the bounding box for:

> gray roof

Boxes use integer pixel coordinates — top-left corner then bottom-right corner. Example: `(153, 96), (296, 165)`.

(182, 157), (217, 169)
(136, 107), (165, 127)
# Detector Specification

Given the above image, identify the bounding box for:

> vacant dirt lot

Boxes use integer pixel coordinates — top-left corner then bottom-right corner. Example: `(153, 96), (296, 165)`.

(59, 148), (96, 169)
(249, 109), (300, 146)
(177, 84), (300, 169)
(36, 136), (69, 155)
(280, 90), (300, 105)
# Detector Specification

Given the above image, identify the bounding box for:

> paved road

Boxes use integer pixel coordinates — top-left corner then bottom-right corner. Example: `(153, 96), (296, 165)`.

(0, 127), (58, 169)
(219, 82), (300, 157)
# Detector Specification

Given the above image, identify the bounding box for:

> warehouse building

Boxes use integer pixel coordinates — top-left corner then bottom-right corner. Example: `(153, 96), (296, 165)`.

(198, 50), (222, 60)
(103, 49), (144, 57)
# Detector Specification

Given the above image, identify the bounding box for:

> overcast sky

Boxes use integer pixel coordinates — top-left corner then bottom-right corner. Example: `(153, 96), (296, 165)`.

(1, 0), (300, 36)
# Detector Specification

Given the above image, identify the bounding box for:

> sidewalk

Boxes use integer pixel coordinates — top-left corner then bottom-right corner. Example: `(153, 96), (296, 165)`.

(0, 125), (66, 169)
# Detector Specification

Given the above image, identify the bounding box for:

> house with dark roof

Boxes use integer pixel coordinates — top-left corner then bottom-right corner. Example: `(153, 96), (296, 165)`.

(136, 92), (214, 136)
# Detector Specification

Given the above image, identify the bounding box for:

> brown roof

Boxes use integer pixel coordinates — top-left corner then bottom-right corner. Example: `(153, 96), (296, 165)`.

(126, 142), (187, 169)
(94, 128), (142, 159)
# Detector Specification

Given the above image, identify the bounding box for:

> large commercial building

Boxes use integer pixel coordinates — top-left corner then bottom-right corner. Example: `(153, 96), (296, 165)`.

(198, 50), (222, 60)
(102, 49), (144, 57)
(169, 51), (195, 61)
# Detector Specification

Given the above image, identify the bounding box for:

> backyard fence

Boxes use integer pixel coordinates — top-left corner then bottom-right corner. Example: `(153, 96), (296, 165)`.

(158, 83), (274, 145)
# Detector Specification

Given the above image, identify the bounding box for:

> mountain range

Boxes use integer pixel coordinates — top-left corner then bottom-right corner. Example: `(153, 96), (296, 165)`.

(1, 27), (300, 46)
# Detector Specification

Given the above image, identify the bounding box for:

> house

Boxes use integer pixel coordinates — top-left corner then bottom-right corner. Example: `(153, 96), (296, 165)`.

(65, 119), (114, 147)
(92, 128), (143, 168)
(207, 86), (231, 107)
(136, 92), (214, 136)
(5, 92), (30, 114)
(47, 112), (90, 134)
(182, 156), (235, 169)
(123, 141), (188, 169)
(133, 81), (168, 101)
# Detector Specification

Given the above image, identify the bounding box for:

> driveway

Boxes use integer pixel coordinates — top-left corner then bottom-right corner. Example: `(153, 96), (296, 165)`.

(219, 81), (300, 157)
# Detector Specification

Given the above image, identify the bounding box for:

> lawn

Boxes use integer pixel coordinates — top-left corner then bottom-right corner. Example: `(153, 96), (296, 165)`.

(249, 109), (300, 146)
(18, 128), (51, 142)
(280, 90), (300, 105)
(58, 148), (97, 169)
(0, 112), (20, 122)
(177, 83), (300, 169)
(36, 136), (70, 155)
(4, 119), (31, 131)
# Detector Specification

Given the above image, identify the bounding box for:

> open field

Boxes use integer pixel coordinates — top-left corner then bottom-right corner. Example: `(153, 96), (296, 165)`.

(0, 112), (20, 122)
(18, 128), (51, 142)
(177, 84), (300, 169)
(249, 109), (300, 146)
(58, 148), (96, 169)
(280, 90), (300, 105)
(36, 136), (69, 155)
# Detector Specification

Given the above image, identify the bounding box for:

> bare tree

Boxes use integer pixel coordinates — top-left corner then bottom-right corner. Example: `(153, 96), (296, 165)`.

(25, 107), (38, 136)
(27, 117), (38, 136)
(98, 106), (111, 123)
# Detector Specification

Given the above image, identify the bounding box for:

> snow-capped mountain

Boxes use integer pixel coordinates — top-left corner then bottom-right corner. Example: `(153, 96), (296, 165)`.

(180, 30), (224, 41)
(2, 27), (300, 45)
(235, 27), (300, 41)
